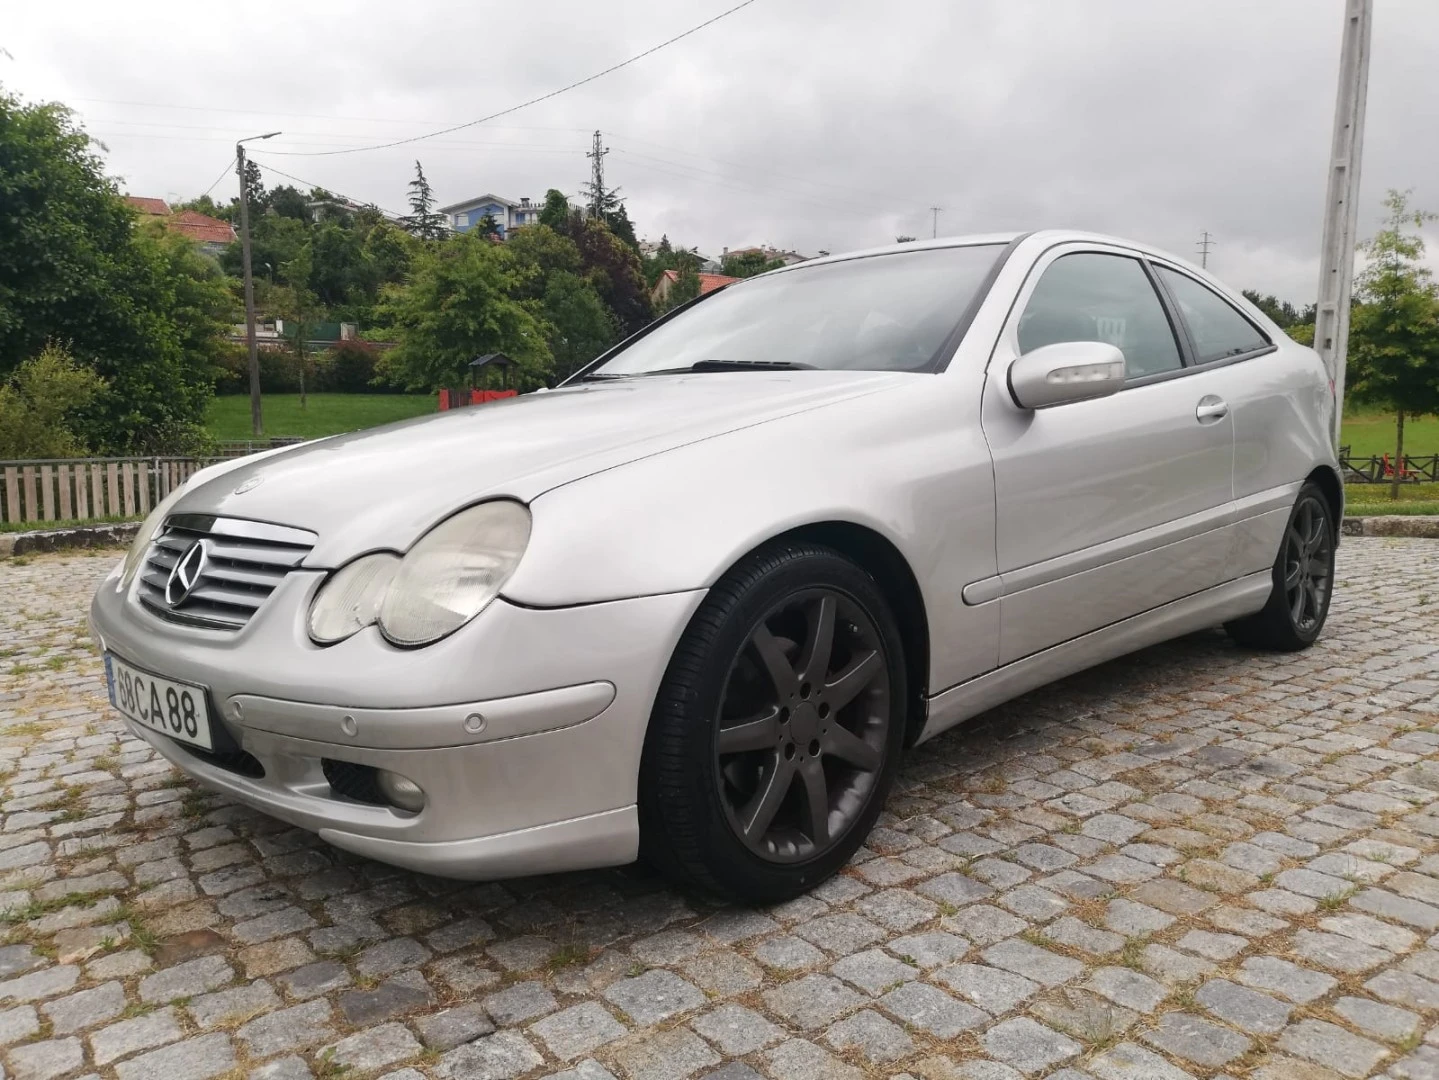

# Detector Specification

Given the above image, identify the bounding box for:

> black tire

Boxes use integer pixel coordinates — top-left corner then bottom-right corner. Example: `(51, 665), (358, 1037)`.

(1225, 481), (1336, 651)
(639, 541), (907, 904)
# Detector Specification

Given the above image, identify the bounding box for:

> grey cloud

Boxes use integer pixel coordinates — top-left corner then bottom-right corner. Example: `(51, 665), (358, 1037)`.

(5, 0), (1438, 301)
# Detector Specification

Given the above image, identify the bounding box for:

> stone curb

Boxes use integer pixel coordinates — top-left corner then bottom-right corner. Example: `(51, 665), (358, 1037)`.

(0, 521), (140, 558)
(1342, 514), (1439, 538)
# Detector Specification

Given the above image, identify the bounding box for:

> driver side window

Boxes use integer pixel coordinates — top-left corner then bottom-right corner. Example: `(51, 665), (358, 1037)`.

(1018, 253), (1183, 379)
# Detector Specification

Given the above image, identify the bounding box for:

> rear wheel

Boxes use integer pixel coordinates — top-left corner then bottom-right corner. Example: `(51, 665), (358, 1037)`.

(1225, 482), (1335, 651)
(639, 542), (906, 903)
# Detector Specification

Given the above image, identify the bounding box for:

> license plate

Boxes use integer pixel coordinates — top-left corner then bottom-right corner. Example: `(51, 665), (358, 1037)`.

(104, 654), (214, 751)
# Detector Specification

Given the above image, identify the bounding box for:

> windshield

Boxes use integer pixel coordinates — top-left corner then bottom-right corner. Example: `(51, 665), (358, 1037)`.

(587, 244), (1004, 377)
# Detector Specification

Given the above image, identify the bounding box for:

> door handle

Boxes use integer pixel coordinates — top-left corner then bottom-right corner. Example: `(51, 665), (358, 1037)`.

(1196, 397), (1228, 423)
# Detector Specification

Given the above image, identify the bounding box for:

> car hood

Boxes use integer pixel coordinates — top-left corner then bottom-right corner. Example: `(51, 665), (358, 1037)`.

(178, 371), (911, 565)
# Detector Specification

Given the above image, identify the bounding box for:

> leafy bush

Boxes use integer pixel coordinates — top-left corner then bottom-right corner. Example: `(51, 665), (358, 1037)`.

(318, 338), (381, 393)
(0, 345), (107, 458)
(1, 92), (234, 451)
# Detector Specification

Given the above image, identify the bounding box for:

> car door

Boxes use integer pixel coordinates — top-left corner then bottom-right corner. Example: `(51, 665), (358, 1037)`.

(1149, 263), (1318, 578)
(979, 245), (1236, 665)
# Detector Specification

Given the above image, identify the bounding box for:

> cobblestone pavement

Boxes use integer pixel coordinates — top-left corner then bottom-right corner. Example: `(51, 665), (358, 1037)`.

(2, 540), (1439, 1080)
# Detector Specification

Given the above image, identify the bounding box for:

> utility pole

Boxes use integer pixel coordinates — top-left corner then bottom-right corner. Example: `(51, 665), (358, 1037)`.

(929, 206), (943, 239)
(235, 131), (281, 438)
(1197, 230), (1215, 269)
(586, 130), (609, 218)
(1315, 0), (1373, 449)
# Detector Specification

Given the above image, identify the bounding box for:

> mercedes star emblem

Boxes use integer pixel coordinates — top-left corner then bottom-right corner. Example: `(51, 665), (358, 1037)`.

(165, 539), (209, 607)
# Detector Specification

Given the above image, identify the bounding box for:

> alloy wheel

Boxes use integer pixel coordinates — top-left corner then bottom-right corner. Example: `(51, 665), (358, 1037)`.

(714, 589), (891, 863)
(1284, 495), (1332, 634)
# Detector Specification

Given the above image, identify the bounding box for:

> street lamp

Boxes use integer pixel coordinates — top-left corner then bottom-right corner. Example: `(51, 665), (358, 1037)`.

(236, 131), (282, 438)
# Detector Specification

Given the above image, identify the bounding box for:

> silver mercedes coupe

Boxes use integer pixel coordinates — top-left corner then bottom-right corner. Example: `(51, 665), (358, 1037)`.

(90, 230), (1341, 902)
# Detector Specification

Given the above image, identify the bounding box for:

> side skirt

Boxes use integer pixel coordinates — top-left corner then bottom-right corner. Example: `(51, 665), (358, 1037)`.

(917, 571), (1273, 745)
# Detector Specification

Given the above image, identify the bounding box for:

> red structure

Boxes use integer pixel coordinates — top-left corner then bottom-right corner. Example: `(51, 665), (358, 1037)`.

(437, 388), (518, 411)
(437, 353), (520, 411)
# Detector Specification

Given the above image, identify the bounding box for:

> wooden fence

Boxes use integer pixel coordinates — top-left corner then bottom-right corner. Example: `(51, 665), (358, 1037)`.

(2, 444), (1435, 529)
(0, 458), (221, 527)
(1338, 449), (1439, 485)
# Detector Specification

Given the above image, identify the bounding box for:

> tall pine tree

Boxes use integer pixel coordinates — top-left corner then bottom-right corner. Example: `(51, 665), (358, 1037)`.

(402, 161), (448, 241)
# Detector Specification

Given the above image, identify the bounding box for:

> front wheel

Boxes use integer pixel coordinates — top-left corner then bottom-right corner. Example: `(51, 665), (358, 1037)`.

(639, 542), (906, 903)
(1225, 481), (1336, 651)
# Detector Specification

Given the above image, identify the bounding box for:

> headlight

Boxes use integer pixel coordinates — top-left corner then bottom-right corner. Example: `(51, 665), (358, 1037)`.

(306, 500), (530, 648)
(117, 486), (187, 591)
(379, 501), (531, 646)
(307, 553), (401, 644)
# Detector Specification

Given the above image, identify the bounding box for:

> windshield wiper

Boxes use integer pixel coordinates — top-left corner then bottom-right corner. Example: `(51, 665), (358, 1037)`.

(579, 359), (815, 381)
(687, 360), (816, 372)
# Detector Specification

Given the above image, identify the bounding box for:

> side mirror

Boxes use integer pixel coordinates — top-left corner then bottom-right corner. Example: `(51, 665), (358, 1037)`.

(1007, 341), (1126, 410)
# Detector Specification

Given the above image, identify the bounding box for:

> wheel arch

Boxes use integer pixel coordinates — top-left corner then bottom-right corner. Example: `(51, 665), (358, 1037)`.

(1306, 464), (1344, 539)
(741, 519), (932, 748)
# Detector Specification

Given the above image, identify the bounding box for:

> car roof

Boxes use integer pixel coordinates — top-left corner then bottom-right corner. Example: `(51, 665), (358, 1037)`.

(770, 230), (1200, 276)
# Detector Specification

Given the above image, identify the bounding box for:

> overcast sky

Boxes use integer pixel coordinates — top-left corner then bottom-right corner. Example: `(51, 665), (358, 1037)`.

(5, 0), (1437, 302)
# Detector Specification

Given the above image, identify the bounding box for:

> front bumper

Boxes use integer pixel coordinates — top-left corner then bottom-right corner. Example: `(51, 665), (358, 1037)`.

(91, 561), (705, 879)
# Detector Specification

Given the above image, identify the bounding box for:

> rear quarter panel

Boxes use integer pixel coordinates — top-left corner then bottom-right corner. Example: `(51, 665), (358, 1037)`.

(1226, 331), (1339, 575)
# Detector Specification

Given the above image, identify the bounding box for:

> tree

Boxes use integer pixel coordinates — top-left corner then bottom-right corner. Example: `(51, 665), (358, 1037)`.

(0, 345), (107, 458)
(476, 212), (502, 238)
(505, 224), (582, 287)
(220, 212), (307, 284)
(659, 266), (701, 313)
(896, 235), (917, 243)
(541, 271), (617, 382)
(267, 184), (312, 223)
(172, 193), (233, 222)
(1242, 289), (1301, 329)
(538, 189), (572, 231)
(307, 220), (376, 314)
(570, 219), (654, 335)
(275, 242), (322, 409)
(401, 161), (448, 241)
(361, 222), (417, 295)
(604, 202), (639, 252)
(0, 90), (232, 451)
(240, 158), (265, 213)
(722, 249), (785, 278)
(1346, 189), (1439, 499)
(378, 231), (551, 390)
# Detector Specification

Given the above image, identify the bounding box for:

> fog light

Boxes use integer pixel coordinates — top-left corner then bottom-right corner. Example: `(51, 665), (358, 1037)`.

(376, 770), (425, 812)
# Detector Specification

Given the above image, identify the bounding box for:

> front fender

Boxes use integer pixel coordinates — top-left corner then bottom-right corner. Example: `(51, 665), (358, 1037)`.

(502, 379), (1001, 693)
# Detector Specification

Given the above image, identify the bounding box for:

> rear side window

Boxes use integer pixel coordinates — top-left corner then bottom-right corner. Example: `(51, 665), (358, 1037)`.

(1018, 253), (1182, 378)
(1156, 267), (1269, 363)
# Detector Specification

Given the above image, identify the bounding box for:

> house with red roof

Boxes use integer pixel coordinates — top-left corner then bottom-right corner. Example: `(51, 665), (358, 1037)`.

(123, 196), (236, 256)
(651, 268), (741, 308)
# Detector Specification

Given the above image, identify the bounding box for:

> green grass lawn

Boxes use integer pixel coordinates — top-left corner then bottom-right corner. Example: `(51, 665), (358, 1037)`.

(1340, 409), (1439, 457)
(207, 393), (435, 442)
(1345, 484), (1439, 516)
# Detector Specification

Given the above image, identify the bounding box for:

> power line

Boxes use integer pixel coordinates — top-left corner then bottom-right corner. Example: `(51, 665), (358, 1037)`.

(611, 149), (860, 216)
(83, 116), (589, 147)
(603, 130), (936, 211)
(70, 96), (594, 131)
(246, 157), (408, 220)
(261, 0), (764, 157)
(930, 206), (943, 239)
(202, 155), (237, 199)
(88, 130), (586, 155)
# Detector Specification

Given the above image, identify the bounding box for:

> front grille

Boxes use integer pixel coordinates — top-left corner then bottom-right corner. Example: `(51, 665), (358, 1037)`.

(138, 513), (317, 631)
